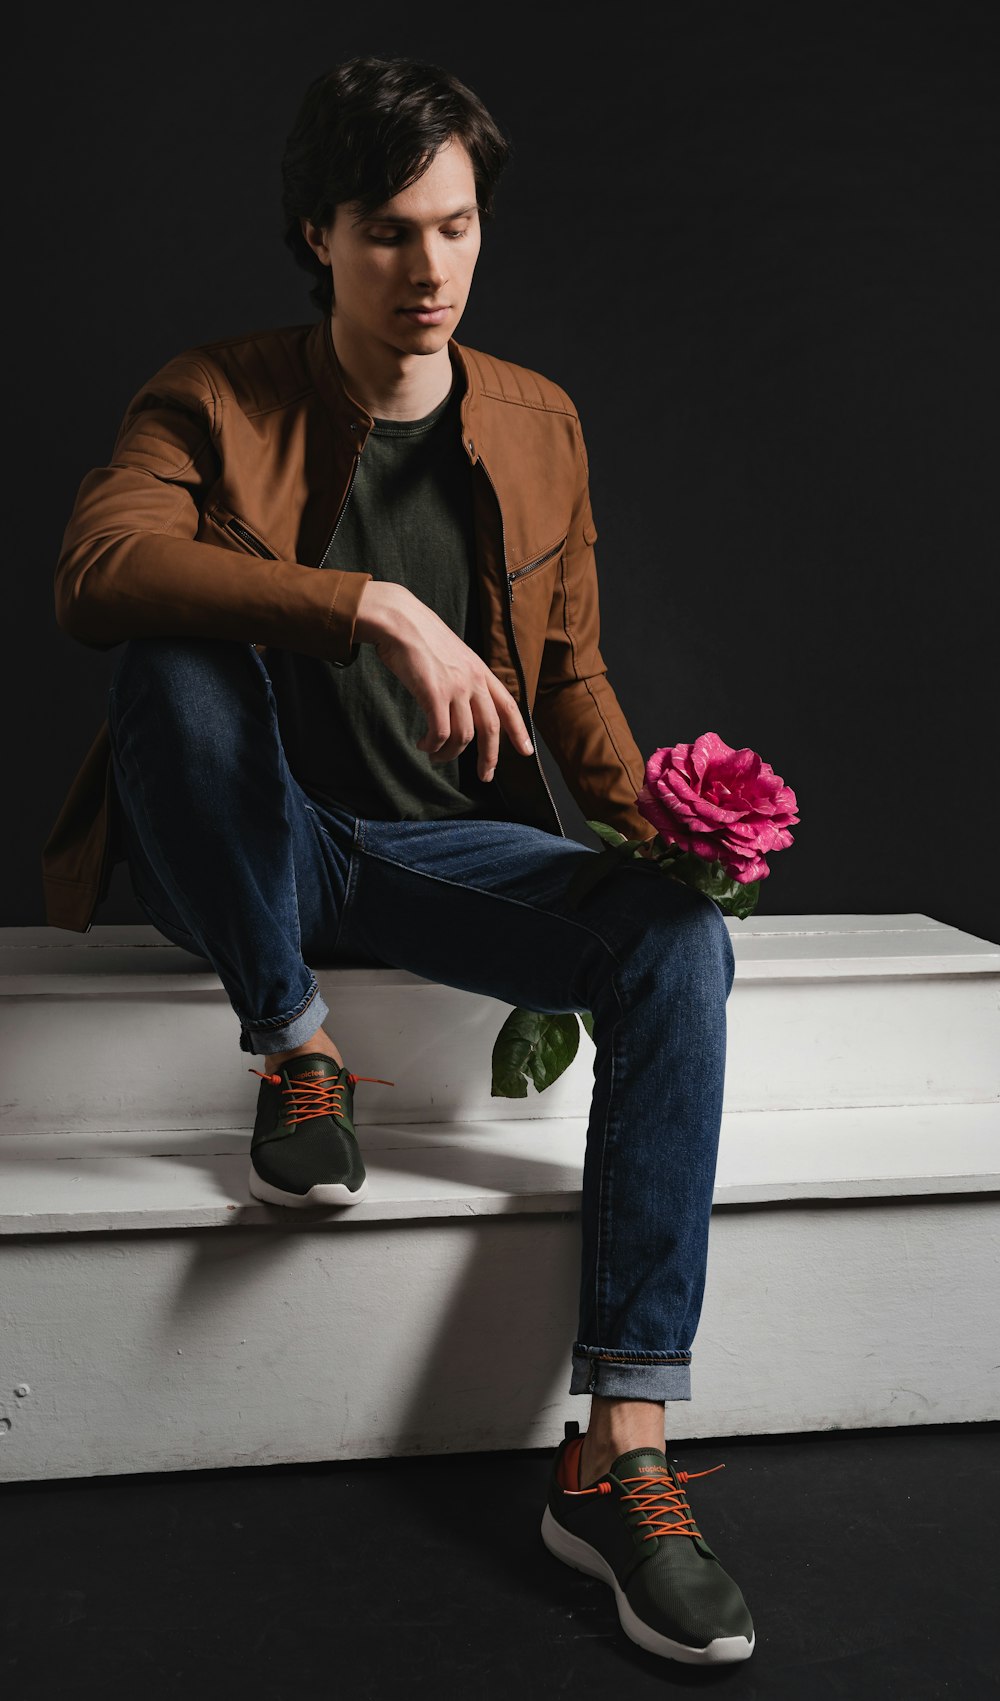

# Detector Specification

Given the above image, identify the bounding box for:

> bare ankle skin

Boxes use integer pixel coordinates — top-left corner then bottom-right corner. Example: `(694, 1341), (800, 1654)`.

(264, 1024), (344, 1075)
(578, 1395), (667, 1485)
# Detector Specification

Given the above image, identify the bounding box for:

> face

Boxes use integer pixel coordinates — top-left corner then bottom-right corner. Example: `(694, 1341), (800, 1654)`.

(302, 137), (482, 360)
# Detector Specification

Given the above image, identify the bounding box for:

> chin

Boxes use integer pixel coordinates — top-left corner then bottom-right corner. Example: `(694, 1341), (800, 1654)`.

(392, 323), (452, 353)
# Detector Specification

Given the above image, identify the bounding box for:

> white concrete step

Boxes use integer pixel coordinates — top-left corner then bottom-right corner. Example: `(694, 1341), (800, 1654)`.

(1, 913), (997, 1482)
(1, 1136), (996, 1482)
(1, 915), (997, 1134)
(1, 1102), (997, 1235)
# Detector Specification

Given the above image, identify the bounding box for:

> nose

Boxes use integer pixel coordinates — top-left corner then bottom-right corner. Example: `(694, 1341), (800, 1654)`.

(410, 233), (449, 292)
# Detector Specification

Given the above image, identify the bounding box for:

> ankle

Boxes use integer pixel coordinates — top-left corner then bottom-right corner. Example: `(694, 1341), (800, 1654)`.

(578, 1431), (665, 1488)
(580, 1397), (666, 1476)
(264, 1027), (344, 1073)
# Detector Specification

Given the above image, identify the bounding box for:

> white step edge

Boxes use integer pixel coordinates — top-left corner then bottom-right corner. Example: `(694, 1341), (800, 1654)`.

(1, 1102), (997, 1236)
(6, 913), (996, 1133)
(3, 914), (999, 991)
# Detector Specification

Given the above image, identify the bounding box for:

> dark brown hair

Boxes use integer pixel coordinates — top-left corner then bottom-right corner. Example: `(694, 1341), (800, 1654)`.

(281, 56), (511, 313)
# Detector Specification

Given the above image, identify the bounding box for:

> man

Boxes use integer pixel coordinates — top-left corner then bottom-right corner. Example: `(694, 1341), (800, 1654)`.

(43, 56), (753, 1665)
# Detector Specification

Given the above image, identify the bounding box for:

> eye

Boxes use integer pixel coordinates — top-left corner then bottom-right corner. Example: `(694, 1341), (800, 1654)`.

(366, 225), (472, 246)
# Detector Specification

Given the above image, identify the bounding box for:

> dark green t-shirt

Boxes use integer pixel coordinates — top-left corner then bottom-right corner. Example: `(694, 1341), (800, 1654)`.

(264, 381), (502, 821)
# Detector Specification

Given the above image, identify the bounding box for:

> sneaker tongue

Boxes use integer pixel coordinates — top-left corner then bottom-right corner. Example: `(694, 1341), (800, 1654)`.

(282, 1053), (345, 1080)
(610, 1445), (675, 1478)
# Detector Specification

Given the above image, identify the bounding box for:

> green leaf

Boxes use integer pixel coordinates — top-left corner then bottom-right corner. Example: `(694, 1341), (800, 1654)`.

(491, 1006), (582, 1097)
(579, 1010), (594, 1040)
(586, 819), (629, 847)
(586, 819), (659, 854)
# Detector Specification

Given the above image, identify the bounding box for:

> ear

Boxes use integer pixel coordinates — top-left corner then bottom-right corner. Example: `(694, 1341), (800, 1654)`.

(300, 215), (332, 267)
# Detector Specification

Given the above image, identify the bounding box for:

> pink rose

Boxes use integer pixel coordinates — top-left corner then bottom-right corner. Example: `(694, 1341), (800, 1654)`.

(636, 731), (799, 884)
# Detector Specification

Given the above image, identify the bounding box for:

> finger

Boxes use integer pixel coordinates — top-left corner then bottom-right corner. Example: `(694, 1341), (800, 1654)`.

(429, 708), (476, 764)
(421, 692), (476, 763)
(416, 692), (451, 753)
(470, 688), (501, 779)
(502, 699), (534, 754)
(487, 674), (534, 753)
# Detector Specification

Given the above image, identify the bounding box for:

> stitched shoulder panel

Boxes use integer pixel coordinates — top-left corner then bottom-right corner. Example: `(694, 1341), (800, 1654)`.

(123, 351), (221, 429)
(459, 343), (578, 417)
(187, 324), (315, 419)
(111, 350), (223, 478)
(111, 325), (317, 480)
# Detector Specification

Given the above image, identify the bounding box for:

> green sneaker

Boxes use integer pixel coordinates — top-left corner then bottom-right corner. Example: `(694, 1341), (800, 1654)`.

(247, 1052), (394, 1208)
(541, 1420), (755, 1665)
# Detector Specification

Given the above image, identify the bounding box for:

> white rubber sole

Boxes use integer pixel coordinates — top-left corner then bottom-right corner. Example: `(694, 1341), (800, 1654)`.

(248, 1165), (369, 1207)
(540, 1504), (755, 1665)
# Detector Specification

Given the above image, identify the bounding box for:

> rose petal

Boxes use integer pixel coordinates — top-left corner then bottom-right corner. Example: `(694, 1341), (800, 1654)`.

(662, 769), (746, 826)
(690, 732), (736, 782)
(638, 735), (797, 879)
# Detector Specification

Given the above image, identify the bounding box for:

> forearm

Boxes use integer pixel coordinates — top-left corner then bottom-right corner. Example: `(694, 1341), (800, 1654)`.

(55, 466), (373, 664)
(56, 530), (370, 663)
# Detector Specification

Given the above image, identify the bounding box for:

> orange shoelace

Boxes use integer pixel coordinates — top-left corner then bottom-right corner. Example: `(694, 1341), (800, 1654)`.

(248, 1067), (395, 1126)
(566, 1461), (725, 1540)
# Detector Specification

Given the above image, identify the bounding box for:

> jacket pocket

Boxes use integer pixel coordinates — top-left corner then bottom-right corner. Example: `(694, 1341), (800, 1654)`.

(204, 507), (278, 652)
(205, 505), (280, 561)
(506, 537), (566, 596)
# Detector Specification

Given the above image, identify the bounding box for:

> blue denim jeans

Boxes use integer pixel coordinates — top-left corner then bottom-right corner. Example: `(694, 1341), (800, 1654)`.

(106, 637), (736, 1402)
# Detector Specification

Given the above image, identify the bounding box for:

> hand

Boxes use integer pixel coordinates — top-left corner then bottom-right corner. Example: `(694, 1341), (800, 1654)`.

(354, 581), (534, 781)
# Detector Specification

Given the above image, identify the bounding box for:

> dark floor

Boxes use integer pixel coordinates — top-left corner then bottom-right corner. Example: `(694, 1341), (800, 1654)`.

(2, 1422), (998, 1700)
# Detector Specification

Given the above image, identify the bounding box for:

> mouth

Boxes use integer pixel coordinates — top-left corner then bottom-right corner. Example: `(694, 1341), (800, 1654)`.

(399, 305), (451, 325)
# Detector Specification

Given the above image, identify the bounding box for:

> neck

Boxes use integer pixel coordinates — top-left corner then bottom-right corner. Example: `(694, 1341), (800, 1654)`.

(329, 314), (454, 421)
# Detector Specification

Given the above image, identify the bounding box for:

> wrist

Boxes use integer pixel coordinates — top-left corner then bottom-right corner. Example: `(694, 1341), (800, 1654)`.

(354, 579), (409, 644)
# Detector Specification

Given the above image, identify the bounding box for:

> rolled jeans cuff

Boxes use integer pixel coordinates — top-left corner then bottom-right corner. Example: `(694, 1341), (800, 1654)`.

(570, 1347), (692, 1402)
(240, 978), (330, 1057)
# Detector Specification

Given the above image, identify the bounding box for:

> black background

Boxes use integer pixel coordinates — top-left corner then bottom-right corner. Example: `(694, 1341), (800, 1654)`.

(11, 0), (1000, 944)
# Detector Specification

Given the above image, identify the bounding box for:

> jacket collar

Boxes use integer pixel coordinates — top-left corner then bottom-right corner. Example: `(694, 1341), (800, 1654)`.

(305, 315), (480, 463)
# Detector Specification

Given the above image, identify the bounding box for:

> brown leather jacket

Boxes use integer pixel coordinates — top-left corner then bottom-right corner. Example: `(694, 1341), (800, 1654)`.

(42, 317), (654, 932)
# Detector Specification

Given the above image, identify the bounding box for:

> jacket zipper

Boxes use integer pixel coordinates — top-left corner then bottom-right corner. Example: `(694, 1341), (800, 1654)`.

(217, 463), (362, 567)
(478, 460), (566, 837)
(311, 452), (364, 670)
(317, 451), (361, 563)
(214, 516), (279, 654)
(224, 516), (277, 558)
(220, 468), (361, 661)
(507, 538), (565, 593)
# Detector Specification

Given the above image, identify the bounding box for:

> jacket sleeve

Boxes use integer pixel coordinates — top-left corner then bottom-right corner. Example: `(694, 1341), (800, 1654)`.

(530, 413), (656, 846)
(53, 354), (371, 666)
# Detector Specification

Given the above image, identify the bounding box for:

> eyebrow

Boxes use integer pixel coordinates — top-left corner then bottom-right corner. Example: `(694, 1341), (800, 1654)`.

(351, 203), (479, 229)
